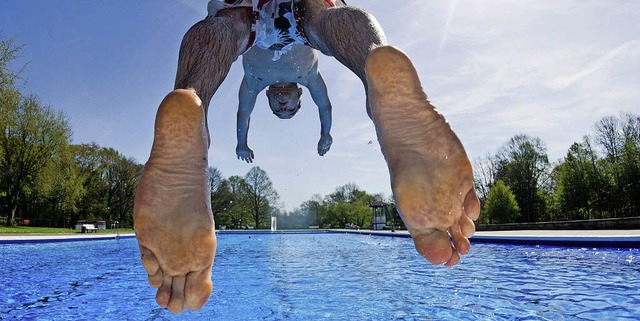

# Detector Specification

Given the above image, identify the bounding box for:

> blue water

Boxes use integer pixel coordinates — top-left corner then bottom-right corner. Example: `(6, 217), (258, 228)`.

(1, 233), (639, 320)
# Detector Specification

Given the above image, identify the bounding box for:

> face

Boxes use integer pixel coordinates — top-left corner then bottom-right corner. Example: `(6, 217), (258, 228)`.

(266, 84), (302, 119)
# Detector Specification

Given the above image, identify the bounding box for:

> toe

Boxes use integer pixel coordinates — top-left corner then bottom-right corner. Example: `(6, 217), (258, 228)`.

(449, 223), (471, 255)
(464, 188), (481, 220)
(156, 275), (172, 308)
(148, 269), (164, 288)
(412, 230), (454, 265)
(167, 276), (186, 314)
(444, 251), (461, 267)
(185, 269), (213, 311)
(139, 245), (160, 276)
(459, 214), (476, 238)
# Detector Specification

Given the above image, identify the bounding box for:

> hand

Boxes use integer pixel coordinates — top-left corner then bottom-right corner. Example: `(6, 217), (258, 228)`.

(318, 134), (333, 156)
(236, 145), (254, 163)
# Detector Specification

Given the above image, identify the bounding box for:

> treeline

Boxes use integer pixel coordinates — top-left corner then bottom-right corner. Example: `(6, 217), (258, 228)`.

(1, 37), (141, 227)
(274, 183), (401, 229)
(4, 36), (638, 229)
(209, 168), (400, 230)
(475, 112), (640, 224)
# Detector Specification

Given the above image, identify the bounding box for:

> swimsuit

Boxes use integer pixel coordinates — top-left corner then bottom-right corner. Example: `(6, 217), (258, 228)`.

(208, 0), (346, 60)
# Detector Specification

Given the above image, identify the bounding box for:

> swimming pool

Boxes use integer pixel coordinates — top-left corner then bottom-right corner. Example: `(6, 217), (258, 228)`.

(1, 233), (638, 320)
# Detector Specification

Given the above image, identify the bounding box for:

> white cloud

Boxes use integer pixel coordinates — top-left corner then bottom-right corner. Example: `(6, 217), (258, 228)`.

(548, 40), (640, 91)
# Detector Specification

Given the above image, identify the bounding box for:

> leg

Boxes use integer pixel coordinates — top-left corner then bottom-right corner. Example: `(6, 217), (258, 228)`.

(134, 9), (251, 314)
(301, 1), (480, 266)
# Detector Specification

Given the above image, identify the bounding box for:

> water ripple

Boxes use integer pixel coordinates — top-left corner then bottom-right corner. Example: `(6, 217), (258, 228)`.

(1, 235), (639, 320)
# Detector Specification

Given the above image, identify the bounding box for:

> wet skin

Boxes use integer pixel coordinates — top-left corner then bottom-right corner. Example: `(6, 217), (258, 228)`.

(365, 47), (480, 266)
(236, 45), (333, 163)
(133, 1), (480, 314)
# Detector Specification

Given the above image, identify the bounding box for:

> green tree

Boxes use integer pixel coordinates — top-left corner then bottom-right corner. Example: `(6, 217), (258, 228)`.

(208, 167), (235, 229)
(68, 143), (141, 227)
(620, 113), (640, 216)
(590, 112), (640, 217)
(0, 93), (72, 226)
(226, 175), (252, 228)
(33, 144), (85, 227)
(473, 153), (498, 205)
(483, 180), (520, 224)
(69, 143), (105, 225)
(103, 150), (141, 227)
(555, 138), (602, 220)
(0, 36), (25, 90)
(495, 134), (550, 223)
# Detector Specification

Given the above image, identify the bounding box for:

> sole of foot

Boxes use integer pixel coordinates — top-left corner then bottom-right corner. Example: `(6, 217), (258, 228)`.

(134, 89), (216, 313)
(365, 46), (481, 266)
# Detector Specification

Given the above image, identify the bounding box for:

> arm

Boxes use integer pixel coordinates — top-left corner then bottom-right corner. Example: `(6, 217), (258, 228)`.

(236, 76), (258, 163)
(306, 69), (333, 156)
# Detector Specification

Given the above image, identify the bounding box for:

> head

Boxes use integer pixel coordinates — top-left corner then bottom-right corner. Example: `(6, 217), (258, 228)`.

(266, 83), (302, 119)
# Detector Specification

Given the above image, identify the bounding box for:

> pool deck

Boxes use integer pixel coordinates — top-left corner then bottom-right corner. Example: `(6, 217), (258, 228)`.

(335, 229), (640, 248)
(0, 233), (136, 244)
(1, 230), (639, 248)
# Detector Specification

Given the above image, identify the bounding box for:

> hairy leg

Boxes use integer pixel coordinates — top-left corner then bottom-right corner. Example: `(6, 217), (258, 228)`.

(301, 3), (386, 117)
(134, 8), (251, 314)
(300, 1), (480, 266)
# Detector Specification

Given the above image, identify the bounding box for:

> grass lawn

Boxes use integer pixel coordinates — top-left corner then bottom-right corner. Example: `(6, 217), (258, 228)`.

(0, 226), (134, 235)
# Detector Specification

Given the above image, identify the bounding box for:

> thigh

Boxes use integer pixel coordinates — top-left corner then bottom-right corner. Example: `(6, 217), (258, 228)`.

(298, 0), (387, 80)
(175, 7), (253, 109)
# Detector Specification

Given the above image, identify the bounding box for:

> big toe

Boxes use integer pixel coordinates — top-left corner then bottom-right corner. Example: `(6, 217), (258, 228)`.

(185, 269), (213, 311)
(412, 230), (456, 266)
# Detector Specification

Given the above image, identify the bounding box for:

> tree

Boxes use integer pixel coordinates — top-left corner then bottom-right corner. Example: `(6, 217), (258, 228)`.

(473, 153), (498, 205)
(103, 150), (141, 227)
(0, 93), (72, 226)
(208, 167), (223, 194)
(244, 167), (279, 228)
(483, 180), (520, 224)
(495, 134), (550, 223)
(0, 36), (25, 90)
(590, 112), (640, 217)
(620, 113), (640, 216)
(555, 139), (602, 220)
(33, 144), (85, 227)
(225, 175), (252, 228)
(208, 167), (235, 229)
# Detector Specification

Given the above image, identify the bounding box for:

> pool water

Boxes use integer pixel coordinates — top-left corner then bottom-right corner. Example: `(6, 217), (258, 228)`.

(1, 233), (639, 320)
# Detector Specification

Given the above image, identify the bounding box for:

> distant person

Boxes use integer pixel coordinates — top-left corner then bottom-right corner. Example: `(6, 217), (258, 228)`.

(236, 44), (333, 163)
(133, 0), (480, 314)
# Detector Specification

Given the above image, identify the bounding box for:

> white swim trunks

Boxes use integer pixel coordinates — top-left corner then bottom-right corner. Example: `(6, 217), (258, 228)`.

(208, 0), (346, 60)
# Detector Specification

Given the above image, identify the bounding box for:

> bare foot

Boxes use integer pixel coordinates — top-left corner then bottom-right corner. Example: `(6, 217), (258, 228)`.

(365, 46), (481, 266)
(133, 89), (216, 313)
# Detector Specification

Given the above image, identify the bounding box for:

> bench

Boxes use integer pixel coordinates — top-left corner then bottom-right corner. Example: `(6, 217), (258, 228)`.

(82, 224), (98, 233)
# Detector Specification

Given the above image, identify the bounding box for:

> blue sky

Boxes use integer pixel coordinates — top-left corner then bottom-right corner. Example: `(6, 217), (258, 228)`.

(1, 1), (638, 210)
